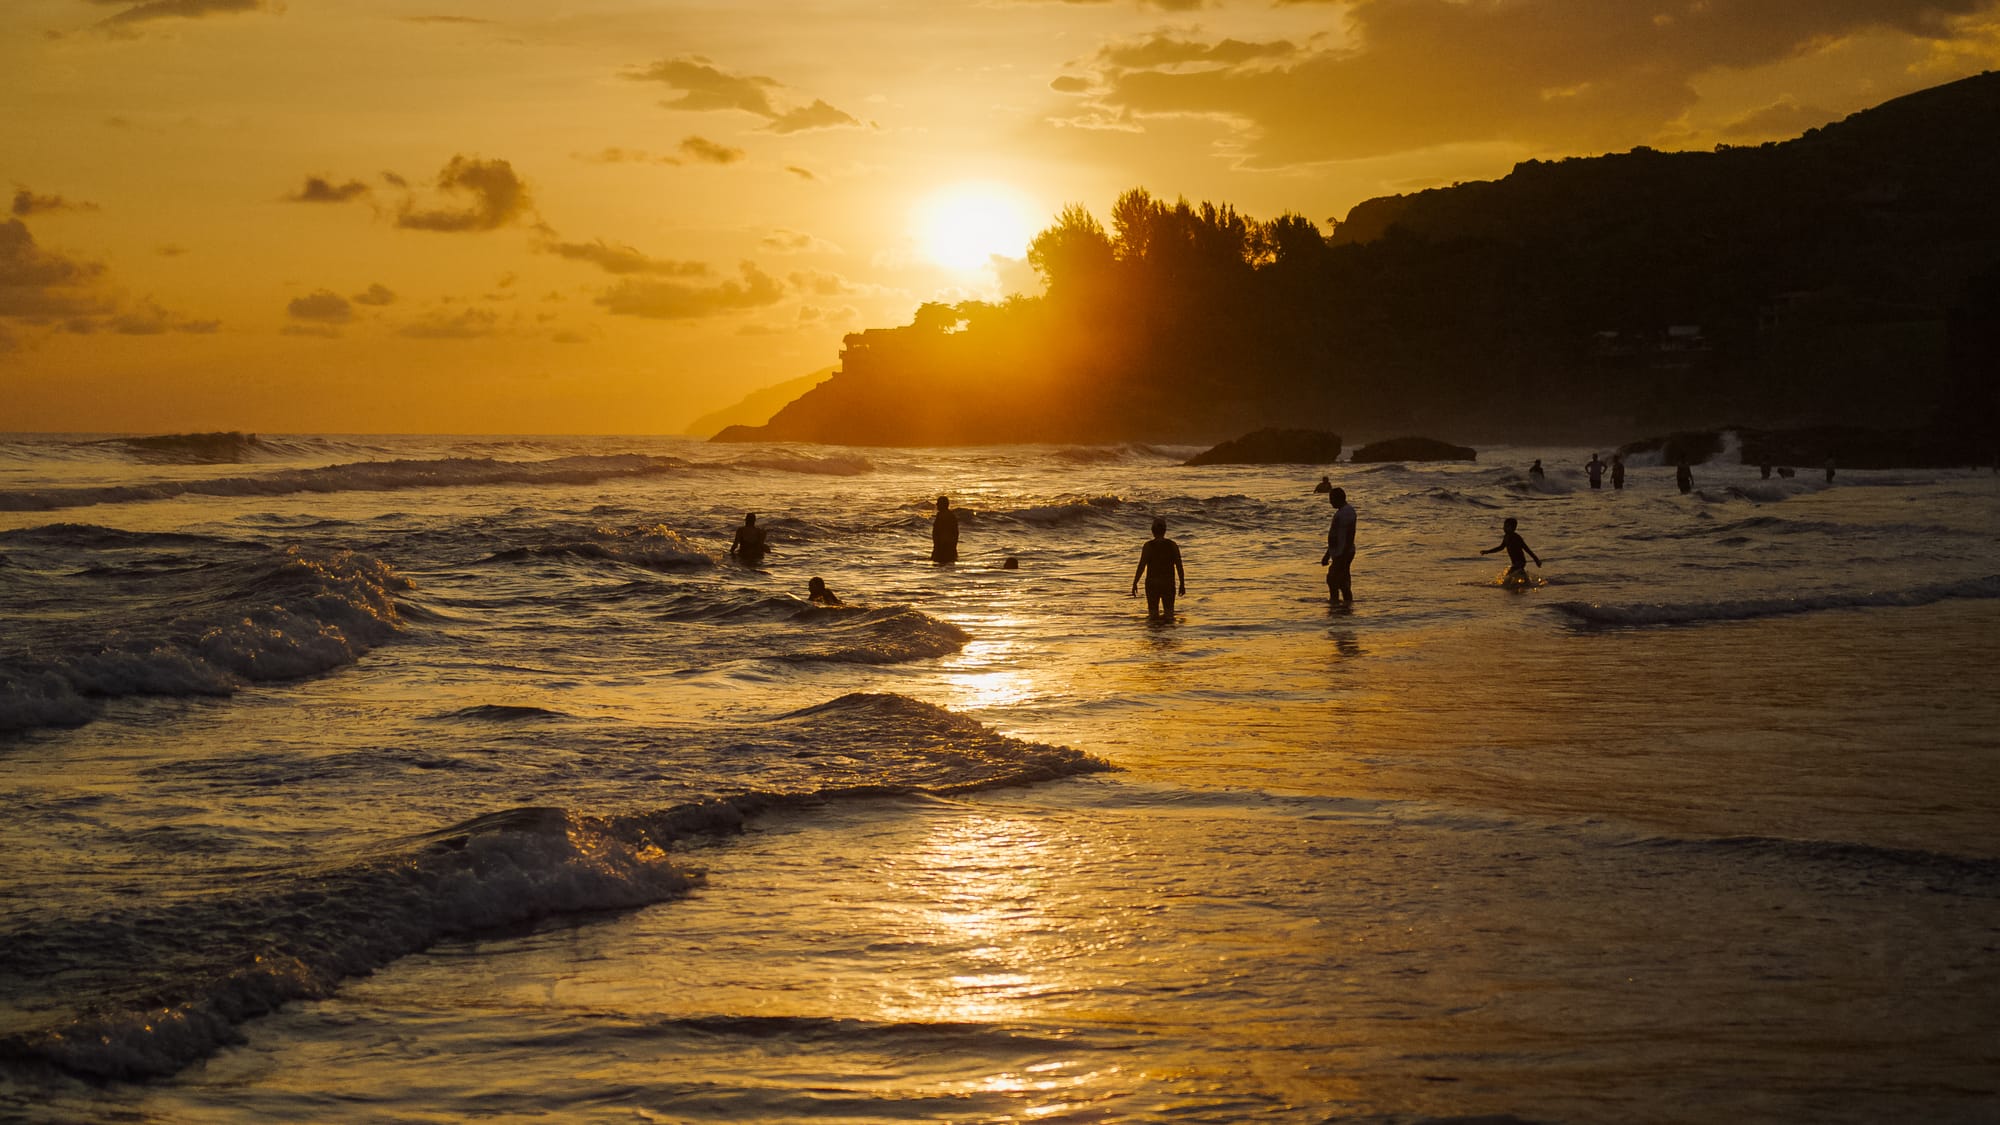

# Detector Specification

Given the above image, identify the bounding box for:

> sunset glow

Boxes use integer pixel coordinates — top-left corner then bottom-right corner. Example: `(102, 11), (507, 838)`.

(7, 1), (1997, 433)
(915, 184), (1038, 272)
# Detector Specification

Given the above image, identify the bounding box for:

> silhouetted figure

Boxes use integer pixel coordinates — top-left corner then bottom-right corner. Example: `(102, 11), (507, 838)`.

(930, 496), (958, 564)
(1825, 456), (1837, 483)
(1675, 459), (1693, 494)
(1481, 516), (1542, 579)
(1314, 475), (1333, 494)
(1611, 454), (1626, 490)
(1001, 557), (1019, 570)
(1759, 461), (1772, 479)
(1585, 453), (1608, 489)
(1130, 516), (1185, 620)
(729, 513), (768, 565)
(806, 576), (840, 605)
(1528, 459), (1545, 482)
(1321, 486), (1356, 606)
(1777, 466), (1795, 478)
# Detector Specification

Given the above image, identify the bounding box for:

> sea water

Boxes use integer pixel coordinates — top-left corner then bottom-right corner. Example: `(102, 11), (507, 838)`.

(0, 433), (1995, 1123)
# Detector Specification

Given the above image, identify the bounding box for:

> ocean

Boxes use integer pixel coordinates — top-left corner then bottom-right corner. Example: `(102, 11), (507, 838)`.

(1, 432), (1996, 1123)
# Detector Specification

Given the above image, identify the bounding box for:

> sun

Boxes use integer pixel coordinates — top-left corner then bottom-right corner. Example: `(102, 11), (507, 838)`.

(914, 183), (1038, 272)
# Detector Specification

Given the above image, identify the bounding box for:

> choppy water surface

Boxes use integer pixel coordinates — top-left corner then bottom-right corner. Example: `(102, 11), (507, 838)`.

(1, 432), (1996, 1123)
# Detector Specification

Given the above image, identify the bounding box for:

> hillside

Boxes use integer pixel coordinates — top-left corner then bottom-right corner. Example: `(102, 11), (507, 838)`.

(682, 369), (834, 438)
(718, 73), (2000, 448)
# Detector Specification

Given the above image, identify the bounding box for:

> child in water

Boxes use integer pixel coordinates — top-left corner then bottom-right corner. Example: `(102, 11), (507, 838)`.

(806, 576), (841, 606)
(1481, 517), (1542, 581)
(1130, 516), (1186, 620)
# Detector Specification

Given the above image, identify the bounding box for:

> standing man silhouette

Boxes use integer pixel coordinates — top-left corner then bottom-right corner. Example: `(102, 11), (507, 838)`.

(1130, 516), (1186, 620)
(1611, 453), (1626, 490)
(1585, 453), (1609, 489)
(930, 496), (959, 564)
(1321, 486), (1356, 607)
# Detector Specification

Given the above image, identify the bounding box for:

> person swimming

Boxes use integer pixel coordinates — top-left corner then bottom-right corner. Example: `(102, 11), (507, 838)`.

(1529, 459), (1545, 482)
(1131, 516), (1186, 620)
(807, 576), (841, 605)
(1481, 516), (1543, 578)
(728, 513), (768, 565)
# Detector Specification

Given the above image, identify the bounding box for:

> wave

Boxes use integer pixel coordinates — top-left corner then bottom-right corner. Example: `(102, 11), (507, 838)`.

(987, 495), (1126, 525)
(480, 524), (714, 571)
(1621, 832), (2000, 884)
(0, 453), (691, 513)
(1416, 486), (1503, 509)
(1546, 574), (2000, 627)
(720, 452), (874, 476)
(0, 547), (409, 735)
(441, 704), (572, 723)
(0, 694), (1109, 1082)
(94, 431), (278, 463)
(780, 605), (970, 664)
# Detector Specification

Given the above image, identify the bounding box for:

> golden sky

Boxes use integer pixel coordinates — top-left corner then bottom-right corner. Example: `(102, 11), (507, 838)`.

(5, 0), (1998, 433)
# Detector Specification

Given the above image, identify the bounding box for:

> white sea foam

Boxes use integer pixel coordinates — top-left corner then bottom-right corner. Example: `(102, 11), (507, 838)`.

(1547, 574), (2000, 627)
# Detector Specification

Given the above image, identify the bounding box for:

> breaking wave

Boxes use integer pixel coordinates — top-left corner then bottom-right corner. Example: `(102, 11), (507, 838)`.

(0, 694), (1108, 1082)
(0, 546), (409, 735)
(1547, 574), (2000, 627)
(0, 454), (691, 513)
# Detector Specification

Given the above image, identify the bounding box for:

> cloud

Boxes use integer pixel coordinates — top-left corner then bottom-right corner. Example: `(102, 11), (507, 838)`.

(785, 165), (818, 181)
(626, 55), (860, 133)
(1078, 0), (2000, 165)
(768, 99), (861, 134)
(400, 306), (500, 339)
(285, 176), (371, 204)
(286, 289), (352, 324)
(1050, 75), (1094, 94)
(574, 147), (678, 164)
(1718, 95), (1839, 140)
(596, 261), (784, 320)
(550, 329), (588, 344)
(786, 268), (855, 297)
(99, 301), (220, 334)
(678, 135), (746, 164)
(12, 189), (100, 217)
(91, 0), (264, 27)
(0, 218), (110, 318)
(1095, 33), (1299, 70)
(761, 228), (840, 254)
(402, 15), (495, 24)
(396, 156), (532, 232)
(541, 239), (710, 276)
(351, 282), (396, 306)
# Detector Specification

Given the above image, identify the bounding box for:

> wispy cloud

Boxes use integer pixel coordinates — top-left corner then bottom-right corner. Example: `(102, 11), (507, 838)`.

(90, 0), (266, 29)
(11, 188), (100, 217)
(626, 56), (861, 133)
(542, 238), (710, 277)
(678, 135), (746, 164)
(351, 282), (396, 306)
(596, 261), (784, 320)
(286, 289), (352, 324)
(400, 306), (501, 339)
(284, 176), (371, 204)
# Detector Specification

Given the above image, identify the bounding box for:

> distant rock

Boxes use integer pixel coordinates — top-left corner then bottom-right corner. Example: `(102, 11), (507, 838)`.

(1351, 436), (1476, 462)
(1184, 428), (1343, 467)
(1735, 425), (1979, 469)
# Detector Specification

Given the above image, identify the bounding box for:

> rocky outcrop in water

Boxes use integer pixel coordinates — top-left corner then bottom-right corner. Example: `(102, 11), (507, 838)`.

(1351, 436), (1476, 462)
(1183, 428), (1343, 466)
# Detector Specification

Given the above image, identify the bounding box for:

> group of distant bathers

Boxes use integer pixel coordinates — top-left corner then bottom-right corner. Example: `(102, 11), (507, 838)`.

(733, 450), (1846, 624)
